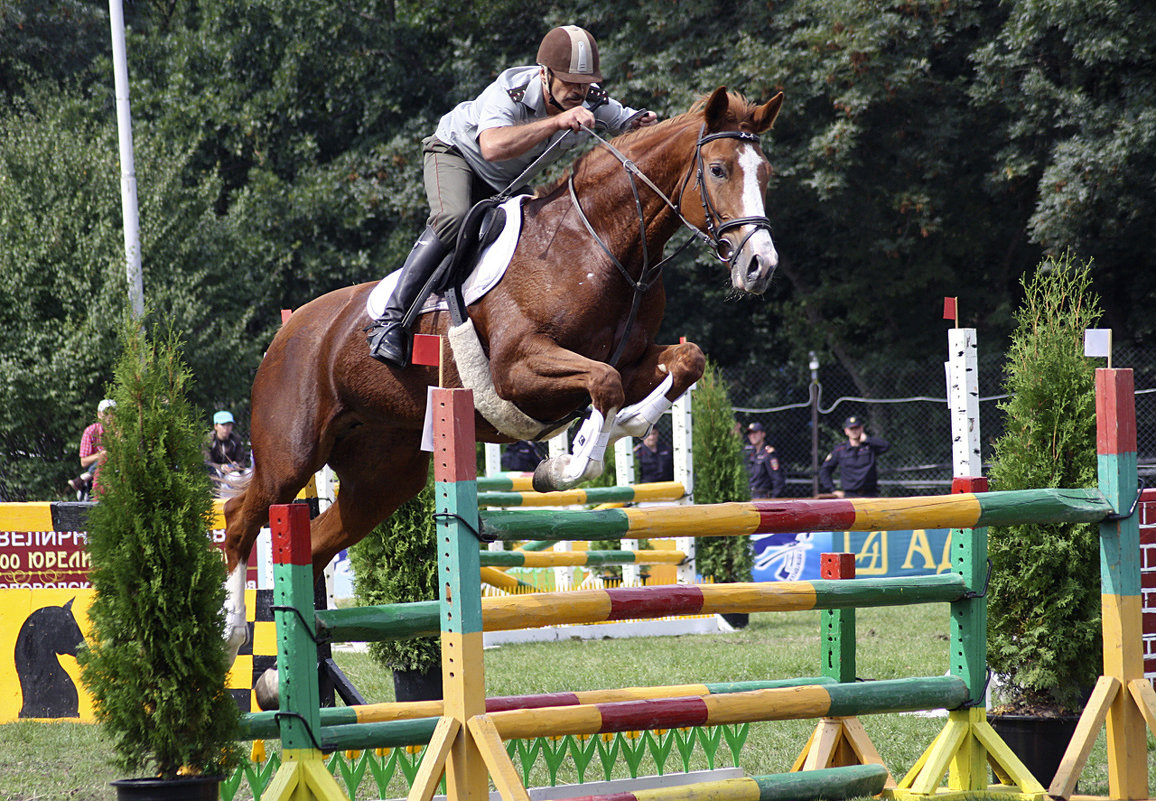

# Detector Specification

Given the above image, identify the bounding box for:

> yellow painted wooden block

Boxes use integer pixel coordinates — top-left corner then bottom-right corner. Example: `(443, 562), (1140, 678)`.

(622, 504), (761, 538)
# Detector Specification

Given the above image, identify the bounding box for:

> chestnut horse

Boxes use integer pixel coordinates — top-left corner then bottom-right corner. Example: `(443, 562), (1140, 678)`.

(222, 87), (784, 660)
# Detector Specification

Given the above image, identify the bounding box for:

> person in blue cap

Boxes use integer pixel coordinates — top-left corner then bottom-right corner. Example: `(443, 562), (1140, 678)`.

(743, 422), (785, 498)
(818, 416), (890, 497)
(204, 410), (249, 479)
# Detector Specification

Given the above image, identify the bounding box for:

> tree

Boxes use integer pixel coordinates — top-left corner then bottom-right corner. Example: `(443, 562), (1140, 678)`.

(986, 253), (1102, 713)
(692, 361), (752, 583)
(78, 318), (240, 778)
(970, 0), (1156, 341)
(0, 91), (271, 499)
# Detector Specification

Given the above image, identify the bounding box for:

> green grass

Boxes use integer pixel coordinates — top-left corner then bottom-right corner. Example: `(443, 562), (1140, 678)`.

(2, 605), (1153, 800)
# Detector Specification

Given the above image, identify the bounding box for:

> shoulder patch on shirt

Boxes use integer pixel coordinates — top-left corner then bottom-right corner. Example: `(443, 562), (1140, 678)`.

(507, 81), (531, 103)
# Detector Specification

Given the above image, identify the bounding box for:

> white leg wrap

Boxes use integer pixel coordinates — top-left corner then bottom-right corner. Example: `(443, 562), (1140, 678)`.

(224, 563), (249, 666)
(564, 408), (614, 482)
(612, 374), (676, 438)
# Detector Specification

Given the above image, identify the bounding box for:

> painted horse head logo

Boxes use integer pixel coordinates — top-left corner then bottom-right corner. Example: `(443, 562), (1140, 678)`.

(15, 598), (86, 718)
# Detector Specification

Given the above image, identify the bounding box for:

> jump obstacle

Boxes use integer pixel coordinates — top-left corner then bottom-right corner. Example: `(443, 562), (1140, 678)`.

(243, 367), (1154, 801)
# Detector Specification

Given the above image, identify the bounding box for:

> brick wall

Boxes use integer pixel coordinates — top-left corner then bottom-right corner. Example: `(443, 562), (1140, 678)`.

(1139, 490), (1156, 679)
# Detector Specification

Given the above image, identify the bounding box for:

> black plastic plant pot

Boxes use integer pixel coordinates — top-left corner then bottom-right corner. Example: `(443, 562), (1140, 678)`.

(111, 775), (221, 801)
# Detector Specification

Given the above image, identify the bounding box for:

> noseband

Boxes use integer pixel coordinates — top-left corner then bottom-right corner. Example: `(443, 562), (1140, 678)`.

(692, 126), (774, 266)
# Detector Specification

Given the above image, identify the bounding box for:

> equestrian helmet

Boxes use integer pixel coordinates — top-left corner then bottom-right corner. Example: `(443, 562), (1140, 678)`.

(537, 26), (602, 83)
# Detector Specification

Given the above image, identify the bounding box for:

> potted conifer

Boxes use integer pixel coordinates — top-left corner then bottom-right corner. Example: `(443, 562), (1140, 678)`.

(985, 254), (1102, 785)
(692, 361), (753, 627)
(78, 321), (240, 800)
(350, 478), (443, 701)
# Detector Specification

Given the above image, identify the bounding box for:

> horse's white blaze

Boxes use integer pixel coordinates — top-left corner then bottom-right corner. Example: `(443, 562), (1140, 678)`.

(731, 144), (777, 292)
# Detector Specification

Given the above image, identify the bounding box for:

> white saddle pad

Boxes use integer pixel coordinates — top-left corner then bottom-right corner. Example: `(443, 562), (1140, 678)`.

(365, 195), (529, 321)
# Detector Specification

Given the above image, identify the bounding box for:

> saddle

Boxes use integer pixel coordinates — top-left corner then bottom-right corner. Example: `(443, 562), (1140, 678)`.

(423, 199), (507, 328)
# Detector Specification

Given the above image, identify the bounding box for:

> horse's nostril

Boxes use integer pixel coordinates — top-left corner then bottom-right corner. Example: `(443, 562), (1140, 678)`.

(747, 257), (762, 280)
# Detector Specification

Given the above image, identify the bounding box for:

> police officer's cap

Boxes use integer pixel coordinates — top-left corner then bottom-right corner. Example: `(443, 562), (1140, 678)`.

(842, 416), (864, 429)
(747, 422), (765, 432)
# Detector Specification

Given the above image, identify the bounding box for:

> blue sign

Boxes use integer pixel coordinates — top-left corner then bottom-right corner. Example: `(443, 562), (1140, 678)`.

(751, 529), (954, 582)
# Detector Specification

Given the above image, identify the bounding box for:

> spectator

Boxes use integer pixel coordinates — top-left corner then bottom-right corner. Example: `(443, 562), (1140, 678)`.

(204, 410), (249, 479)
(501, 440), (543, 472)
(743, 422), (785, 498)
(78, 399), (115, 498)
(818, 416), (890, 498)
(634, 428), (674, 483)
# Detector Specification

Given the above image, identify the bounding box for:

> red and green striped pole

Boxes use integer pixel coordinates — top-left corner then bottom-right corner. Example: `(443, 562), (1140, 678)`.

(262, 503), (348, 801)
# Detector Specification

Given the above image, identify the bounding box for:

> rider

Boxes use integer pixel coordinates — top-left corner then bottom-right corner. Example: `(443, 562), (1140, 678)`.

(366, 25), (658, 367)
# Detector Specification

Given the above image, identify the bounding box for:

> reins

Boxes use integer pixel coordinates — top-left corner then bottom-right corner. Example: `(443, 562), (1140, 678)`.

(491, 116), (772, 369)
(567, 122), (772, 367)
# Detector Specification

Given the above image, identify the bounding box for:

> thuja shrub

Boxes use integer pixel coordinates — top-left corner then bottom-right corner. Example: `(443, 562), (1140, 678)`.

(78, 320), (239, 777)
(986, 253), (1102, 714)
(350, 477), (440, 673)
(692, 360), (752, 583)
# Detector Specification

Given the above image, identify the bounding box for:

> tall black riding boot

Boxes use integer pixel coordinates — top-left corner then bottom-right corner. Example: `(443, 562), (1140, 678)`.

(367, 228), (450, 367)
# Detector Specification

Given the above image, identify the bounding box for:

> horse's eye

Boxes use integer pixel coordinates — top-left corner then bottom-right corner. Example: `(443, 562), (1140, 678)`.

(710, 164), (726, 179)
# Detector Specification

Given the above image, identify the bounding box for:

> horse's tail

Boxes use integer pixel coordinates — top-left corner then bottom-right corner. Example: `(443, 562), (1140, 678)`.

(213, 468), (253, 501)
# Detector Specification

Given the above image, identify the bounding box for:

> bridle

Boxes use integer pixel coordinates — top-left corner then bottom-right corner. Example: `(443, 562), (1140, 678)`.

(565, 123), (772, 365)
(496, 117), (773, 367)
(691, 127), (774, 264)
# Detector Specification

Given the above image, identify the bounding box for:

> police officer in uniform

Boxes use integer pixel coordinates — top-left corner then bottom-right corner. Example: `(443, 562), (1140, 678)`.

(366, 25), (658, 367)
(818, 416), (890, 498)
(634, 428), (674, 483)
(743, 422), (785, 499)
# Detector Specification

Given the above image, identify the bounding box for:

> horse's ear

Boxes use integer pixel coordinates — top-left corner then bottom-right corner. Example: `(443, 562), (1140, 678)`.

(752, 92), (784, 134)
(704, 86), (731, 132)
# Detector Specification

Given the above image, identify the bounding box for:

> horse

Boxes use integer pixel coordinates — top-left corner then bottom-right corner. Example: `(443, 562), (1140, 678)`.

(222, 87), (784, 661)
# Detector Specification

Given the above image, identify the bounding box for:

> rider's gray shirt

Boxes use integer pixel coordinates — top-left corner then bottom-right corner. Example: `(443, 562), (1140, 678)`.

(434, 65), (642, 193)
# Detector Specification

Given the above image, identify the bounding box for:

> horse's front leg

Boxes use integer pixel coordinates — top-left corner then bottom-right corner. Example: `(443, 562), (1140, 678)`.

(611, 341), (706, 439)
(492, 338), (627, 492)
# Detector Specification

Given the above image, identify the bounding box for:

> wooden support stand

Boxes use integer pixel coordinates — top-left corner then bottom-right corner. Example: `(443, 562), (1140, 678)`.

(407, 387), (528, 801)
(795, 552), (895, 787)
(1049, 369), (1156, 801)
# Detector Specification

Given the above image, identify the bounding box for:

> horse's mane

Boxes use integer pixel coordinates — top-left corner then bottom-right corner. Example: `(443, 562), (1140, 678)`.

(532, 91), (763, 198)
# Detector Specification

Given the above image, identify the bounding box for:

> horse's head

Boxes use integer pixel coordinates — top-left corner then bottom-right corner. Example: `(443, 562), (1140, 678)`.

(684, 87), (783, 295)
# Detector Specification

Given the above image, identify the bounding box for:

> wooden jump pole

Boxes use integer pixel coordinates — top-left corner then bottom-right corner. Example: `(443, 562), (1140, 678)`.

(1049, 368), (1156, 801)
(477, 489), (1113, 542)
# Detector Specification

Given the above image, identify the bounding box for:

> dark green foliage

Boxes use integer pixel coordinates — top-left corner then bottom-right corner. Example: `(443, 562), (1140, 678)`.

(349, 478), (440, 673)
(77, 318), (240, 778)
(3, 1), (1155, 501)
(692, 361), (752, 583)
(986, 253), (1102, 714)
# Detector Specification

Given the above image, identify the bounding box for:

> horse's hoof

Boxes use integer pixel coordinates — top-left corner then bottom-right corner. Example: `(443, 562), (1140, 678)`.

(254, 668), (280, 711)
(225, 621), (249, 667)
(532, 459), (560, 492)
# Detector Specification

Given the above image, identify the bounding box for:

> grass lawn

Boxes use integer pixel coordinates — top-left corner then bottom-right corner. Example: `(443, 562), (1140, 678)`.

(2, 604), (1152, 800)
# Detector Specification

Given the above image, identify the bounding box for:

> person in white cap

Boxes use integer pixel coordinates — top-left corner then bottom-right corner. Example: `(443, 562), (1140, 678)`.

(366, 24), (658, 368)
(75, 399), (115, 498)
(204, 410), (249, 479)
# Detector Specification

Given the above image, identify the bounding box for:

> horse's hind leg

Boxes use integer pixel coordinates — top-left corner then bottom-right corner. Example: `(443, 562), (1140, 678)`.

(222, 449), (325, 664)
(252, 432), (430, 710)
(309, 431), (432, 578)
